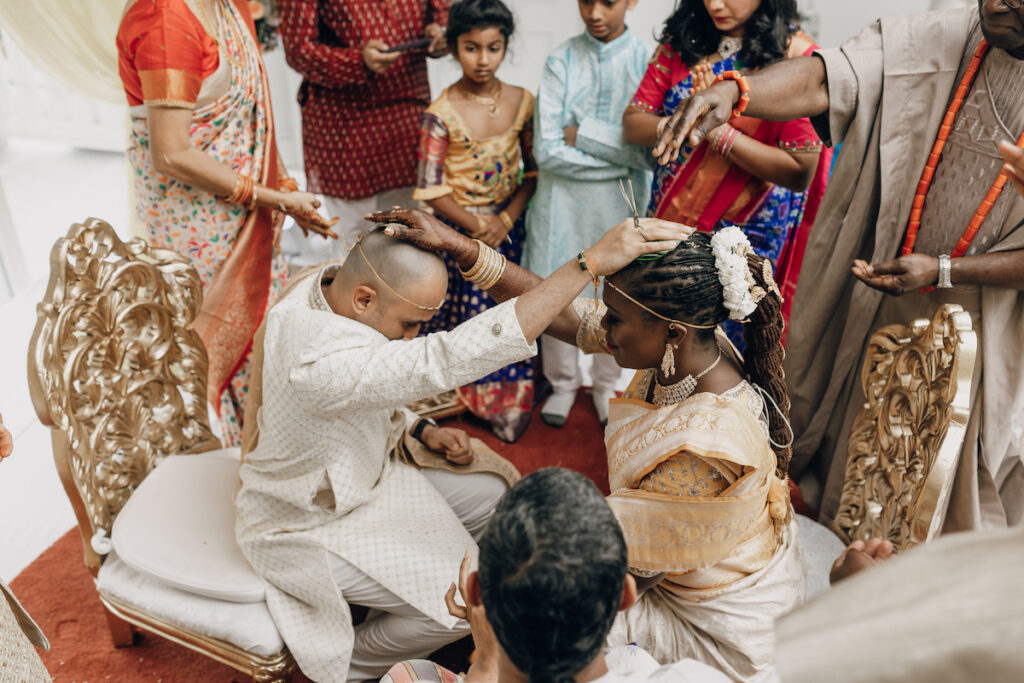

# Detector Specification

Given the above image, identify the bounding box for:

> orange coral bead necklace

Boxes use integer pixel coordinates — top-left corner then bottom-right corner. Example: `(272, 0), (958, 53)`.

(901, 39), (1024, 258)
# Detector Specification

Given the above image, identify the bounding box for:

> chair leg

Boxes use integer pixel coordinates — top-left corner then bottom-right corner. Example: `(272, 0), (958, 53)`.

(103, 607), (136, 647)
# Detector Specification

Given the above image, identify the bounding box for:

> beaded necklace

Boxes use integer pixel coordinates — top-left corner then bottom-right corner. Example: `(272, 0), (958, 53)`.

(900, 39), (1024, 259)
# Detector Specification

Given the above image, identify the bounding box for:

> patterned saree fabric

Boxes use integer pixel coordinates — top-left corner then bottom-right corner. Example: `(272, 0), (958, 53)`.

(414, 88), (538, 442)
(632, 33), (832, 341)
(117, 0), (287, 446)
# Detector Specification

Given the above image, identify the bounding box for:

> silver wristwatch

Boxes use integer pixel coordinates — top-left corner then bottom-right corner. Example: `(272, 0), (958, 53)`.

(937, 254), (953, 289)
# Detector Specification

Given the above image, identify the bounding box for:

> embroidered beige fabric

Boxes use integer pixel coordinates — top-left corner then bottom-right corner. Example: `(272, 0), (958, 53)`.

(235, 265), (536, 682)
(0, 579), (50, 682)
(787, 7), (1024, 532)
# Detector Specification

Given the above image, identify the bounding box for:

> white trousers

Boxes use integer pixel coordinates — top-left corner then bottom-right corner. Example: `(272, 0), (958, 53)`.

(542, 334), (621, 394)
(289, 187), (417, 267)
(330, 468), (508, 682)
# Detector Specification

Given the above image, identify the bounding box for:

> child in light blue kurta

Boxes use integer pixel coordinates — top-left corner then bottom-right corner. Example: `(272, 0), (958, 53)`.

(524, 0), (652, 427)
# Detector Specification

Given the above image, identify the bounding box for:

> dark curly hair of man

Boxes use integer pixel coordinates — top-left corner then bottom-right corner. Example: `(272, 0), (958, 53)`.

(478, 468), (628, 683)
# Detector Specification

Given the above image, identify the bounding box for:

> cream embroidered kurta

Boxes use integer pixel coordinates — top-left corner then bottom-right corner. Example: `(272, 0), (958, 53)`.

(786, 6), (1024, 531)
(235, 266), (536, 682)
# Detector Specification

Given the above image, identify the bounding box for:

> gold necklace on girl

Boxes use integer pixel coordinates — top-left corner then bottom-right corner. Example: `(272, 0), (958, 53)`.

(458, 80), (502, 118)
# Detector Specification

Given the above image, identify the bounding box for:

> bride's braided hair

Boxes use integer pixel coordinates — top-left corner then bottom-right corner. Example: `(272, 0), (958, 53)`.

(614, 232), (792, 475)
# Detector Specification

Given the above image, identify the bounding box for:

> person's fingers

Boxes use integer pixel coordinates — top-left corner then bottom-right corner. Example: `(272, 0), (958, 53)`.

(458, 551), (472, 600)
(998, 140), (1024, 164)
(447, 452), (474, 465)
(867, 259), (905, 276)
(382, 224), (408, 239)
(635, 219), (695, 240)
(878, 540), (894, 559)
(652, 109), (683, 157)
(848, 539), (865, 552)
(445, 582), (467, 619)
(863, 537), (884, 556)
(635, 240), (683, 256)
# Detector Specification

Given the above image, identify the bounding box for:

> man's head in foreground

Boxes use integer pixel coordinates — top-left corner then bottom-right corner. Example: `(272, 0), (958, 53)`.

(326, 228), (448, 340)
(471, 468), (637, 682)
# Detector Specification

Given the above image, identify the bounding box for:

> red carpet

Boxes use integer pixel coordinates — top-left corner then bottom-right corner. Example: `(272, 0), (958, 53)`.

(11, 391), (610, 681)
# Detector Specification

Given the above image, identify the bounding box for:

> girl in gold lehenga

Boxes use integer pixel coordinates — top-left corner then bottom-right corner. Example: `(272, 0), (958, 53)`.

(373, 209), (803, 682)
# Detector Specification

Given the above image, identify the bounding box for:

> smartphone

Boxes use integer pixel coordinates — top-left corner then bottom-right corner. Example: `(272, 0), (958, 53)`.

(380, 37), (433, 53)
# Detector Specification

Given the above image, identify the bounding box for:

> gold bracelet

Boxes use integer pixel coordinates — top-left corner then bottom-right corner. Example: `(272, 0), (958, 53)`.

(476, 251), (507, 290)
(459, 239), (507, 290)
(475, 214), (489, 233)
(498, 211), (514, 232)
(459, 239), (489, 280)
(226, 174), (245, 204)
(248, 183), (259, 211)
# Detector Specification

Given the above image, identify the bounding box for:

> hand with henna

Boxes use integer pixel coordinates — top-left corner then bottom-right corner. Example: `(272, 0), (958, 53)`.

(366, 208), (476, 266)
(279, 190), (339, 240)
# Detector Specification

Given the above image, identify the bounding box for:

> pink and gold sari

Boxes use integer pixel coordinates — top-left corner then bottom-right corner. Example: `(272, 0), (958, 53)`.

(118, 0), (287, 446)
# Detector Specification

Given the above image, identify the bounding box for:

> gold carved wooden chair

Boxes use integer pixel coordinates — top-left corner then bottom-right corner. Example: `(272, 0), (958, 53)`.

(831, 303), (976, 550)
(27, 219), (295, 681)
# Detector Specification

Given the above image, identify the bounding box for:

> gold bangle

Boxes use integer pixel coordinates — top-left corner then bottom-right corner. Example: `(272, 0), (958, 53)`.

(498, 211), (514, 232)
(226, 174), (245, 204)
(475, 214), (488, 233)
(459, 239), (489, 280)
(249, 183), (259, 211)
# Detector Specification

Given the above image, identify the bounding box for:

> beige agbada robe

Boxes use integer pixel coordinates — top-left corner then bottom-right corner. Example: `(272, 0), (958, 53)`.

(787, 6), (1024, 531)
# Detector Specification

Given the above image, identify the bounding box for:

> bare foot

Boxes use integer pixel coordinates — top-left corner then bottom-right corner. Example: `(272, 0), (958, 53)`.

(829, 537), (894, 584)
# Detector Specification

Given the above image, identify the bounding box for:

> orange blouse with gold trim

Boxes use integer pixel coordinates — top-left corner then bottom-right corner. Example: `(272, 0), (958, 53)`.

(117, 0), (221, 108)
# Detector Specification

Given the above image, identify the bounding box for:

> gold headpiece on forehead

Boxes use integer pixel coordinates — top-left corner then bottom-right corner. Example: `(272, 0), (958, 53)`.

(356, 239), (445, 311)
(604, 279), (717, 330)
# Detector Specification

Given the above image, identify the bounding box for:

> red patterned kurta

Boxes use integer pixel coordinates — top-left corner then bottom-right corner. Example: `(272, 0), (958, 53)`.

(278, 0), (450, 200)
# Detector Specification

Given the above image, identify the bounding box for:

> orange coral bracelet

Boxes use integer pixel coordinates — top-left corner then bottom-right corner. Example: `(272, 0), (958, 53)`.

(712, 70), (751, 119)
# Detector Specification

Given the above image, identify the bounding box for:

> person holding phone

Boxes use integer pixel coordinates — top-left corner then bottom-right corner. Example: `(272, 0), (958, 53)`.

(278, 0), (450, 261)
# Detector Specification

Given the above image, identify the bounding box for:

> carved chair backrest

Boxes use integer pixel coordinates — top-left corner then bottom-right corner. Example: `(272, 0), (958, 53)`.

(27, 219), (220, 573)
(831, 303), (976, 551)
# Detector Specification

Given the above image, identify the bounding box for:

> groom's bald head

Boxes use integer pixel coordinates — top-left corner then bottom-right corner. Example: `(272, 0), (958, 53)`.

(333, 229), (448, 339)
(341, 229), (448, 297)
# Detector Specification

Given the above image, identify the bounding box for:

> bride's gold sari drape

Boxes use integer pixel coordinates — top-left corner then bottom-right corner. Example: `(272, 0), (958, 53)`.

(573, 299), (804, 681)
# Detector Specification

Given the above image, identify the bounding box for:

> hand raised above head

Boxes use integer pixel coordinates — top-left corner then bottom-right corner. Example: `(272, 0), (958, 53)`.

(365, 208), (461, 253)
(585, 218), (694, 277)
(653, 81), (738, 166)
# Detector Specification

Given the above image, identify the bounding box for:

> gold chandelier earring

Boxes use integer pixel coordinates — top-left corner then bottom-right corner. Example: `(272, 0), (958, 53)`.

(661, 342), (676, 377)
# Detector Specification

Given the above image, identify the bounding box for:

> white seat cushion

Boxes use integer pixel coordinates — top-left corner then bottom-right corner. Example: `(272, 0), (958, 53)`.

(97, 552), (283, 657)
(111, 448), (266, 603)
(796, 513), (846, 599)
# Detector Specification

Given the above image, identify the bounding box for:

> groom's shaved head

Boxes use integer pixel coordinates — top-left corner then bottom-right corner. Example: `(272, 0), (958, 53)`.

(340, 228), (448, 306)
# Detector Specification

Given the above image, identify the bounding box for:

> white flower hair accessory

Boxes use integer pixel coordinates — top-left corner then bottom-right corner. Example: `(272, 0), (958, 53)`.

(710, 226), (765, 321)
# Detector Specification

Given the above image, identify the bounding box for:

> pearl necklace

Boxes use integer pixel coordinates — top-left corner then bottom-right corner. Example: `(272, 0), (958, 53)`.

(651, 348), (722, 407)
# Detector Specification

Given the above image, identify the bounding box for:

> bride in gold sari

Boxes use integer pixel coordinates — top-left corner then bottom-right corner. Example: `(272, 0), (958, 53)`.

(372, 210), (803, 682)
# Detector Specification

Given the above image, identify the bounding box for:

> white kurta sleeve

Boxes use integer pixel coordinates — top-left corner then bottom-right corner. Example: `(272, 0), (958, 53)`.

(291, 298), (537, 415)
